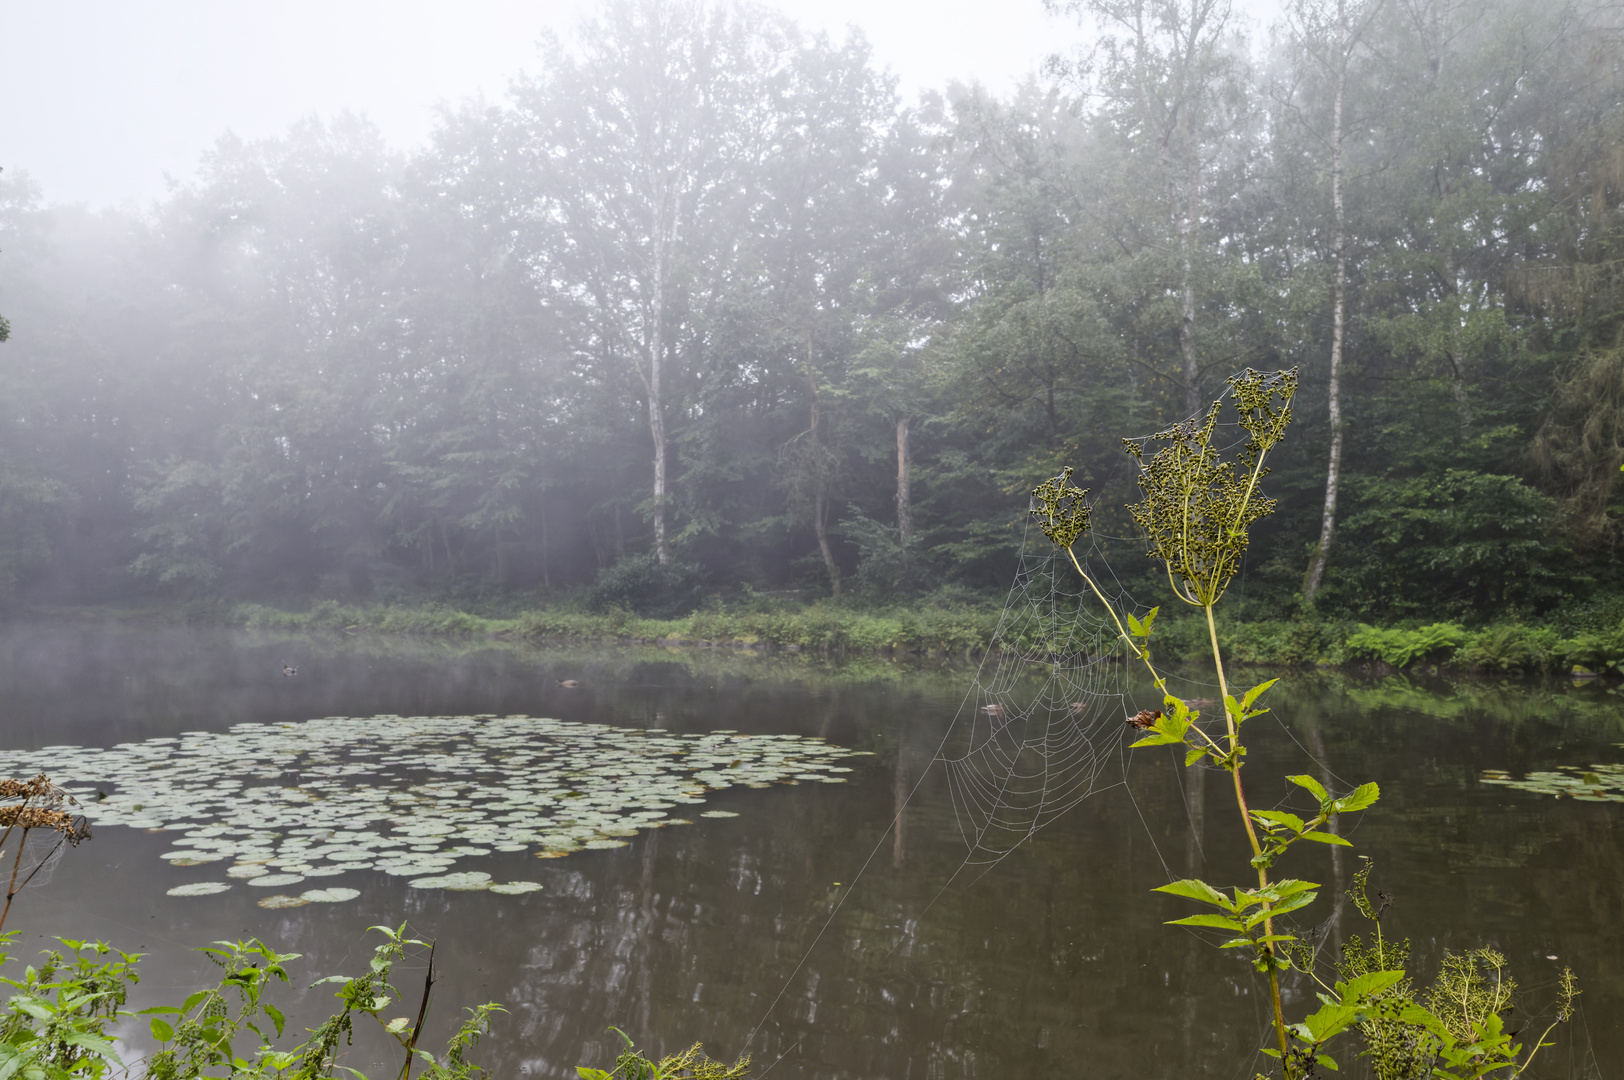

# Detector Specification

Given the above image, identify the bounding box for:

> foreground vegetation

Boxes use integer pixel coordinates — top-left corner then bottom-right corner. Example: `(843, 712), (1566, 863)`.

(1034, 370), (1579, 1077)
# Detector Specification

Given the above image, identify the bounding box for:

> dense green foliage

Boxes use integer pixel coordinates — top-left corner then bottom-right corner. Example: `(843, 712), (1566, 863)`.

(0, 0), (1621, 621)
(0, 928), (499, 1079)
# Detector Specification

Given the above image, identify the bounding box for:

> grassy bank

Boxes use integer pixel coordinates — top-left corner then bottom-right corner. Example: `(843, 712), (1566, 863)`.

(1147, 610), (1624, 676)
(64, 595), (1624, 677)
(230, 598), (1004, 657)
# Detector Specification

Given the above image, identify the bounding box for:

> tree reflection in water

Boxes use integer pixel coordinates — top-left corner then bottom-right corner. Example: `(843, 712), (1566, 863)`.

(0, 626), (1613, 1077)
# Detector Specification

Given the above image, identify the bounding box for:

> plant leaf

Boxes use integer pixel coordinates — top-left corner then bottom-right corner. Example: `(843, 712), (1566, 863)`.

(1152, 878), (1230, 907)
(1333, 782), (1380, 814)
(1288, 774), (1331, 805)
(1166, 913), (1246, 931)
(1251, 810), (1306, 833)
(1241, 679), (1279, 712)
(1298, 830), (1353, 847)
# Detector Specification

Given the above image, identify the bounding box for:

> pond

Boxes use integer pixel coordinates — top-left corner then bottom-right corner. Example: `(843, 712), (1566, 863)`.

(0, 622), (1617, 1077)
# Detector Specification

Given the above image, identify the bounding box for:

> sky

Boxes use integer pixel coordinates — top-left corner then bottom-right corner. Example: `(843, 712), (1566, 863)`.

(1, 0), (1277, 210)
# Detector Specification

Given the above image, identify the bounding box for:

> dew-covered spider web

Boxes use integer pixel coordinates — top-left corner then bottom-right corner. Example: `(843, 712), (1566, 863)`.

(936, 530), (1139, 872)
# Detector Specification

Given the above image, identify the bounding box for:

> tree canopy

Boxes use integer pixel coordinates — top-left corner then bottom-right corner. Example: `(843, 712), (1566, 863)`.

(0, 0), (1620, 620)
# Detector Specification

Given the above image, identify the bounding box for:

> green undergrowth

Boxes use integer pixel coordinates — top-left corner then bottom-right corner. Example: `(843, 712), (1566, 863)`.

(229, 599), (1004, 656)
(1143, 610), (1624, 675)
(47, 596), (1624, 675)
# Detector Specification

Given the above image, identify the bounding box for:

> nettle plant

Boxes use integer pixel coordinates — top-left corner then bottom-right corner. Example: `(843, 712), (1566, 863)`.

(1032, 369), (1577, 1079)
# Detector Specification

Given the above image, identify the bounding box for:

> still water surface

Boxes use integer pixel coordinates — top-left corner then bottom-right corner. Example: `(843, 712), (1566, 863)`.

(0, 623), (1617, 1077)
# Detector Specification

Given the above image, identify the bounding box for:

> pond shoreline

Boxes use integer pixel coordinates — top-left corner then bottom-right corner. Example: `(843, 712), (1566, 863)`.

(15, 600), (1624, 680)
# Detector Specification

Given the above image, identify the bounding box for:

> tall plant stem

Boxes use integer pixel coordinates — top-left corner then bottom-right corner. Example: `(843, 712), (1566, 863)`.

(0, 827), (30, 935)
(400, 941), (437, 1080)
(1066, 547), (1228, 750)
(1204, 604), (1289, 1062)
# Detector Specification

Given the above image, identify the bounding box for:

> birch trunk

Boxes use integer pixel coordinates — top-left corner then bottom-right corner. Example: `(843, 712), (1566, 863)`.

(1179, 156), (1202, 415)
(649, 227), (671, 565)
(895, 416), (912, 548)
(807, 374), (842, 596)
(1303, 0), (1349, 604)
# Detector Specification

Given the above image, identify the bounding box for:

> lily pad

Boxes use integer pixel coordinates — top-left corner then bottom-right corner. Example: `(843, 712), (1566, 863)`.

(301, 887), (361, 903)
(408, 872), (492, 891)
(167, 882), (231, 897)
(0, 714), (865, 905)
(248, 874), (306, 888)
(488, 881), (543, 895)
(257, 894), (310, 909)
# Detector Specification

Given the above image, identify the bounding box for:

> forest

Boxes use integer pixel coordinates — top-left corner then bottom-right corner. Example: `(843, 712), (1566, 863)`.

(2, 0), (1622, 630)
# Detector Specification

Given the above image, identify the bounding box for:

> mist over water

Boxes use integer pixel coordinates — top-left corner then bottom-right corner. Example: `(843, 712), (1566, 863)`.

(1, 624), (1615, 1076)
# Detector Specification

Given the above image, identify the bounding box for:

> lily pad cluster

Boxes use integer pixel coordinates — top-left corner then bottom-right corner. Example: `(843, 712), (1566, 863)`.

(1480, 762), (1624, 802)
(0, 715), (863, 900)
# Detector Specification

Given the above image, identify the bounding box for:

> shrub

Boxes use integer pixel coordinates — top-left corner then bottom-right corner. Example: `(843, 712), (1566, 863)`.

(1345, 622), (1467, 667)
(584, 555), (705, 619)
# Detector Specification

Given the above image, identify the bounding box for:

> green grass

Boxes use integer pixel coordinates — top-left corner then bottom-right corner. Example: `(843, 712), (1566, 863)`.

(54, 595), (1624, 676)
(228, 598), (1004, 656)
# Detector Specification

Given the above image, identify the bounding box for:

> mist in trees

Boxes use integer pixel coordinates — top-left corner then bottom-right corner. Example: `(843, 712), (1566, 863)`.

(0, 0), (1619, 620)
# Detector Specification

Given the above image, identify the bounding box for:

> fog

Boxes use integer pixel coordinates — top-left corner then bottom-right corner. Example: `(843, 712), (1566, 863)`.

(4, 0), (1079, 208)
(0, 0), (1618, 621)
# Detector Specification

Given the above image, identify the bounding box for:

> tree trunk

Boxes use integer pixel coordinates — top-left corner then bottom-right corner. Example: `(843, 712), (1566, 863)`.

(649, 230), (671, 565)
(805, 372), (842, 596)
(539, 496), (552, 591)
(1304, 0), (1349, 604)
(1178, 152), (1202, 415)
(895, 416), (912, 548)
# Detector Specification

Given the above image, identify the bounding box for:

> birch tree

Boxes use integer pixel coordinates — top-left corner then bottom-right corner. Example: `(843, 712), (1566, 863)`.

(510, 0), (788, 564)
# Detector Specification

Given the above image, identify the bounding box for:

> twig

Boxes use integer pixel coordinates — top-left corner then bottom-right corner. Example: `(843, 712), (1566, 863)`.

(0, 827), (32, 934)
(400, 940), (437, 1080)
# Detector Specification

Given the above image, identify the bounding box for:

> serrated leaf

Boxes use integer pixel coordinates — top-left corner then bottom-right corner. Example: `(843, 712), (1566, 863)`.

(150, 1018), (174, 1043)
(265, 1003), (286, 1038)
(1126, 611), (1145, 636)
(1251, 810), (1306, 833)
(1153, 878), (1230, 907)
(1166, 913), (1246, 931)
(1336, 969), (1406, 1004)
(1241, 679), (1279, 712)
(1245, 890), (1317, 928)
(1130, 731), (1185, 748)
(1288, 774), (1331, 805)
(1333, 782), (1380, 814)
(1184, 746), (1207, 767)
(58, 1033), (122, 1067)
(1298, 830), (1353, 847)
(1260, 879), (1319, 900)
(1300, 1003), (1360, 1042)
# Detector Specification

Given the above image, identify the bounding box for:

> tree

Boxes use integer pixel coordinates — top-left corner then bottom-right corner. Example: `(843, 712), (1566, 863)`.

(1057, 0), (1255, 413)
(508, 0), (795, 566)
(1285, 0), (1382, 603)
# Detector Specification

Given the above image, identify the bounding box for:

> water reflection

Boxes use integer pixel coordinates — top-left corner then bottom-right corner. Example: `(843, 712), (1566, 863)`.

(0, 625), (1617, 1076)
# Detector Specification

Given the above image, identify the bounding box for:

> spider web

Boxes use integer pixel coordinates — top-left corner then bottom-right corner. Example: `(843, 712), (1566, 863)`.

(937, 531), (1136, 871)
